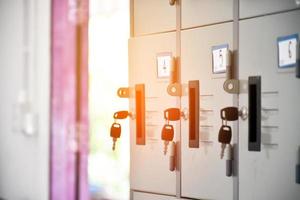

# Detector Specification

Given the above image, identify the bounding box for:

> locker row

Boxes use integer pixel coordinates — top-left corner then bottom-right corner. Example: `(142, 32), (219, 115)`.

(122, 2), (300, 199)
(132, 0), (300, 36)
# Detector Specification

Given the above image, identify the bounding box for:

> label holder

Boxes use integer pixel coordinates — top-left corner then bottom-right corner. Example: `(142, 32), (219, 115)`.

(156, 52), (173, 79)
(277, 34), (299, 72)
(212, 44), (230, 79)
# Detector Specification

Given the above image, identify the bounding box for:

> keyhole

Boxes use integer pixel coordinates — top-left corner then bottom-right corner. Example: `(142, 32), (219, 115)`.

(219, 49), (223, 67)
(288, 41), (292, 59)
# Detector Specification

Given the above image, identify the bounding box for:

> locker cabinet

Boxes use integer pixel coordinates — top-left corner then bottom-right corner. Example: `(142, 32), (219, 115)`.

(132, 0), (176, 36)
(181, 0), (233, 29)
(239, 10), (300, 200)
(240, 0), (300, 19)
(181, 22), (235, 200)
(129, 32), (178, 195)
(129, 0), (300, 199)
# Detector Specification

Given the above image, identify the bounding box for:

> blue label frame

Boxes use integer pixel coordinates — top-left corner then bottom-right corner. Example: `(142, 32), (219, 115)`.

(277, 33), (299, 69)
(211, 44), (229, 74)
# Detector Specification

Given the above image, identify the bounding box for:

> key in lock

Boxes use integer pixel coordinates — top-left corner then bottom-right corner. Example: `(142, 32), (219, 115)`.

(113, 111), (129, 120)
(220, 107), (239, 121)
(164, 108), (181, 121)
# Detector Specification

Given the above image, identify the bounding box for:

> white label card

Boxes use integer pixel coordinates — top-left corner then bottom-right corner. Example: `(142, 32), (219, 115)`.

(212, 44), (229, 74)
(278, 34), (298, 68)
(157, 53), (172, 78)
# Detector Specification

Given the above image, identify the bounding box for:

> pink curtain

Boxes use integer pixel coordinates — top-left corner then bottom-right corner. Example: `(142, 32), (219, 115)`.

(50, 0), (89, 199)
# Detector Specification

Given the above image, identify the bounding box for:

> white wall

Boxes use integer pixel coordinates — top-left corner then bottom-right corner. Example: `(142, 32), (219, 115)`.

(0, 0), (50, 199)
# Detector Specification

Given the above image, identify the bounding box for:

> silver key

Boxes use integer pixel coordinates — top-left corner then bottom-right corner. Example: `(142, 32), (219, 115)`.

(164, 140), (169, 155)
(220, 143), (226, 159)
(112, 138), (117, 151)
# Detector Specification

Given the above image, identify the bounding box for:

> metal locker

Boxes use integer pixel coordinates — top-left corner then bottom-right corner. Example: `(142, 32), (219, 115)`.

(239, 10), (300, 200)
(181, 22), (235, 200)
(240, 0), (300, 19)
(132, 0), (176, 36)
(129, 32), (178, 195)
(181, 0), (233, 29)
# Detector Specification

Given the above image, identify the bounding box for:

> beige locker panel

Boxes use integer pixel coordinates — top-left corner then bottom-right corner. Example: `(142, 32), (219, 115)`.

(181, 23), (234, 199)
(239, 10), (300, 200)
(182, 0), (233, 29)
(133, 0), (176, 36)
(129, 32), (177, 195)
(132, 191), (176, 200)
(240, 0), (300, 19)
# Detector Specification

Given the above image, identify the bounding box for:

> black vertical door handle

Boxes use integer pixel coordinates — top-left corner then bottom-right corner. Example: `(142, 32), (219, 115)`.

(248, 76), (261, 152)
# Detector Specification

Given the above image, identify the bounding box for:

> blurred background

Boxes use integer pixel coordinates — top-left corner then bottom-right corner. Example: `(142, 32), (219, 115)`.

(0, 0), (129, 199)
(88, 0), (129, 199)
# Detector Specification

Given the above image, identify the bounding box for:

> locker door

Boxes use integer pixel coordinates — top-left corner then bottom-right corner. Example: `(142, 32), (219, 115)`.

(181, 22), (235, 199)
(239, 10), (300, 200)
(129, 32), (177, 195)
(181, 0), (233, 29)
(133, 0), (176, 36)
(240, 0), (300, 19)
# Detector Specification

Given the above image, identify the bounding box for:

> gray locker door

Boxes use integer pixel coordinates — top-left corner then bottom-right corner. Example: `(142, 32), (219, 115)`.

(181, 0), (233, 29)
(132, 0), (176, 36)
(239, 10), (300, 200)
(240, 0), (300, 19)
(129, 32), (177, 195)
(181, 23), (235, 200)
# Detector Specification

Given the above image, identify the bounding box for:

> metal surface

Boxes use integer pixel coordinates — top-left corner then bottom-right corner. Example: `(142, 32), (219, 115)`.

(181, 0), (233, 29)
(133, 0), (176, 36)
(240, 0), (300, 19)
(180, 22), (234, 199)
(130, 1), (300, 199)
(239, 10), (300, 200)
(129, 32), (177, 195)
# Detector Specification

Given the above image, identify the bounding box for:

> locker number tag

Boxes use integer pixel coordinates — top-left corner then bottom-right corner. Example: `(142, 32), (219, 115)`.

(157, 53), (172, 78)
(277, 34), (299, 68)
(212, 44), (229, 74)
